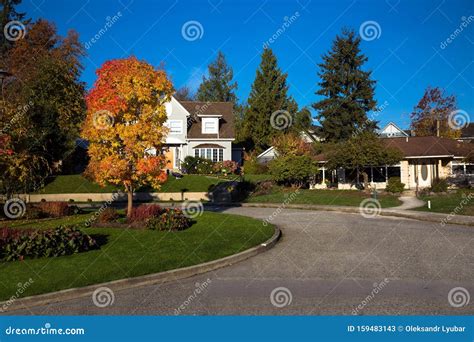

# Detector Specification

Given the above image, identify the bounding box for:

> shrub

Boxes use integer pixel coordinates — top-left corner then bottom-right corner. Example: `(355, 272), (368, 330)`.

(97, 207), (120, 223)
(431, 178), (448, 193)
(0, 226), (96, 261)
(24, 205), (45, 220)
(128, 204), (162, 222)
(253, 180), (275, 196)
(269, 155), (318, 187)
(243, 158), (268, 175)
(385, 177), (405, 193)
(146, 208), (191, 231)
(213, 160), (239, 174)
(181, 156), (215, 174)
(37, 202), (71, 218)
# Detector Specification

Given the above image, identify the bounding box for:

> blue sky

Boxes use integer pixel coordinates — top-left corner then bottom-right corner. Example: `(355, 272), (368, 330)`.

(20, 0), (473, 129)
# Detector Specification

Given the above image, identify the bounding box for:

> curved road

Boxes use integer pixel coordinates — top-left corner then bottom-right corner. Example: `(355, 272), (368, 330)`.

(8, 207), (474, 315)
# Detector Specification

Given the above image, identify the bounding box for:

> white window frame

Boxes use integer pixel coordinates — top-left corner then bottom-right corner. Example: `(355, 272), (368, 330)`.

(168, 120), (183, 134)
(202, 118), (218, 134)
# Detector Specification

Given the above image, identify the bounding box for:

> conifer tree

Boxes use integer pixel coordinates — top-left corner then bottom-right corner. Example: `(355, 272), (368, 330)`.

(313, 29), (377, 141)
(196, 51), (238, 104)
(242, 48), (298, 152)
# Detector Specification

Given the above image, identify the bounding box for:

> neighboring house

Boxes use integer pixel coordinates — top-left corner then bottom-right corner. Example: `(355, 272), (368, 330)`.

(156, 97), (236, 171)
(313, 136), (473, 190)
(379, 122), (410, 138)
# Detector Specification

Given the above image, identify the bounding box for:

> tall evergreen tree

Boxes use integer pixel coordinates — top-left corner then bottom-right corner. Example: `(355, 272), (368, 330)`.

(313, 29), (377, 141)
(196, 51), (238, 104)
(0, 0), (30, 56)
(242, 48), (298, 152)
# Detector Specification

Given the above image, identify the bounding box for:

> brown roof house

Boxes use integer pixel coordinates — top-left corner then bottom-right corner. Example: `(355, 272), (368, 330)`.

(151, 97), (236, 170)
(312, 135), (473, 190)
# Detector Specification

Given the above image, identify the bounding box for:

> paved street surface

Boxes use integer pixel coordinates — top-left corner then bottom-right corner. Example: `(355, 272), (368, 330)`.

(7, 208), (474, 315)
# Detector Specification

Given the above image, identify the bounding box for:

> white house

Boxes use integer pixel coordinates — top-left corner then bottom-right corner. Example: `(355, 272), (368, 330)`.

(158, 97), (236, 171)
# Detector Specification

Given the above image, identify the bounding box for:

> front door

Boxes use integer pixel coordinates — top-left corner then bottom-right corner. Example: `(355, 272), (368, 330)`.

(410, 161), (432, 188)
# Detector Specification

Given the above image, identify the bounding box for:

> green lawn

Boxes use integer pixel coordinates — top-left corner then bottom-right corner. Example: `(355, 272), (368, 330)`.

(36, 174), (225, 194)
(415, 190), (474, 216)
(0, 211), (274, 301)
(246, 187), (402, 208)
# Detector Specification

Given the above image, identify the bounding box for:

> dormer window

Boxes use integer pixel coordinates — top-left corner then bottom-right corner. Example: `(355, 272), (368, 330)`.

(202, 117), (218, 134)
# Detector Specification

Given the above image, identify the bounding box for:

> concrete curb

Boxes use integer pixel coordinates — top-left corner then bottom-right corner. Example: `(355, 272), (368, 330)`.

(0, 226), (281, 312)
(214, 203), (474, 227)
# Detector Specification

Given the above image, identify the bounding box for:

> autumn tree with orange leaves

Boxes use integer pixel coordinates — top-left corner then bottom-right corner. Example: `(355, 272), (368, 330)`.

(81, 57), (173, 216)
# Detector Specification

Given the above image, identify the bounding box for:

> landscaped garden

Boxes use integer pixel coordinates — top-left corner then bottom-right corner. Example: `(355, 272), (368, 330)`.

(415, 189), (474, 216)
(0, 204), (274, 301)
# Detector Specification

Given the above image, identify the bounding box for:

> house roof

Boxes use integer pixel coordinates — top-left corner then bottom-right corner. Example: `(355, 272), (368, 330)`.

(179, 101), (234, 139)
(383, 136), (473, 158)
(461, 123), (474, 138)
(379, 122), (409, 137)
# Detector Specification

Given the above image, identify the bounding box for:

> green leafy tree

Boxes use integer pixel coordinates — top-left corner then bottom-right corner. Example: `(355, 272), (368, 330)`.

(242, 48), (298, 152)
(1, 19), (85, 194)
(313, 29), (377, 141)
(324, 132), (403, 189)
(196, 51), (238, 103)
(269, 155), (318, 187)
(0, 0), (30, 56)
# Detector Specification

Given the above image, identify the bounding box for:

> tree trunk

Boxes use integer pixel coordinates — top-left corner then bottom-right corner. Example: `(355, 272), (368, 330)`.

(126, 185), (133, 218)
(362, 171), (369, 192)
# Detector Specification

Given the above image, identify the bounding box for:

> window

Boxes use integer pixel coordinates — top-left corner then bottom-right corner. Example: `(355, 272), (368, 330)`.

(212, 149), (218, 162)
(194, 148), (224, 161)
(168, 120), (183, 134)
(202, 118), (218, 134)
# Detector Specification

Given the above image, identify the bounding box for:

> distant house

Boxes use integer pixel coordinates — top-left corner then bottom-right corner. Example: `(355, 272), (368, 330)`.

(379, 122), (411, 138)
(458, 123), (474, 143)
(313, 136), (473, 190)
(149, 97), (236, 171)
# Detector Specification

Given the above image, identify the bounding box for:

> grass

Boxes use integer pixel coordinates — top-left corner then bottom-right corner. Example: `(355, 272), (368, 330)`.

(0, 211), (274, 301)
(36, 174), (225, 194)
(415, 189), (474, 216)
(245, 187), (402, 208)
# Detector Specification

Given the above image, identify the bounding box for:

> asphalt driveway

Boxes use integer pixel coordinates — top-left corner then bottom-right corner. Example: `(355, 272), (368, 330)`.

(6, 207), (474, 315)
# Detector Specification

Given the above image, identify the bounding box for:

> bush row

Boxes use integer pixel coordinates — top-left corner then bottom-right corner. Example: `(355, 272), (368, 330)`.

(181, 157), (239, 175)
(0, 226), (96, 261)
(98, 204), (191, 231)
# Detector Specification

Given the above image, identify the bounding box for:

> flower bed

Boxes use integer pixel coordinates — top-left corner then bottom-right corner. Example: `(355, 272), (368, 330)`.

(0, 226), (96, 261)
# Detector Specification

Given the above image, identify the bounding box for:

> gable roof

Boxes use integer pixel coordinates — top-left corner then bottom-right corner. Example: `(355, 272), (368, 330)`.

(179, 101), (234, 139)
(379, 122), (409, 137)
(383, 136), (473, 158)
